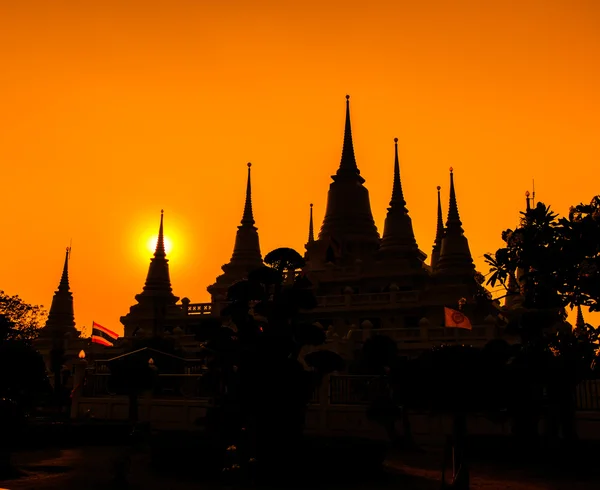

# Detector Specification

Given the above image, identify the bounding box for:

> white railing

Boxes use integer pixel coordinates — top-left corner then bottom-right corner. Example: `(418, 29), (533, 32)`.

(184, 291), (420, 315)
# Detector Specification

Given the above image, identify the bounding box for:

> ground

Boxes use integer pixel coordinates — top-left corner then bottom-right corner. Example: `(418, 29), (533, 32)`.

(3, 445), (600, 490)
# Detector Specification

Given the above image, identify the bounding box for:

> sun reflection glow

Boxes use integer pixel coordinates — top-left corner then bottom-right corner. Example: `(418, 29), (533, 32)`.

(147, 235), (173, 255)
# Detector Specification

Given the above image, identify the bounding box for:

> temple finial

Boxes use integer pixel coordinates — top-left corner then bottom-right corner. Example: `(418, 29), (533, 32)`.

(336, 94), (362, 181)
(59, 246), (71, 291)
(308, 203), (315, 243)
(389, 137), (407, 209)
(435, 186), (444, 239)
(431, 185), (444, 270)
(241, 162), (255, 225)
(155, 210), (166, 257)
(576, 304), (586, 329)
(446, 167), (462, 231)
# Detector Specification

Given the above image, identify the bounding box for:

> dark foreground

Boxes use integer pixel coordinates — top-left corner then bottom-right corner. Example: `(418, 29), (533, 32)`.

(4, 442), (600, 490)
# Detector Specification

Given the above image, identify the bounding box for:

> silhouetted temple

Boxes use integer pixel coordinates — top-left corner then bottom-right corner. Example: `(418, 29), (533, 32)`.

(45, 96), (590, 436)
(35, 247), (86, 374)
(114, 95), (501, 357)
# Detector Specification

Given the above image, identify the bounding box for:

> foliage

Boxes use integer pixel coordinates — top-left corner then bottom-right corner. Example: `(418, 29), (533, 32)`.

(485, 196), (600, 314)
(0, 314), (50, 410)
(263, 247), (305, 273)
(200, 248), (343, 476)
(0, 291), (46, 342)
(484, 196), (600, 443)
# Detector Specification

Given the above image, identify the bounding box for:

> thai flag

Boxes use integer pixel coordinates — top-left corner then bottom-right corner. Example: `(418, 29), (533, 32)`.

(91, 321), (119, 346)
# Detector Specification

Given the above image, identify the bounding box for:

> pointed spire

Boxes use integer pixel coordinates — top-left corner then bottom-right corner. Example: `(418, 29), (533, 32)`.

(335, 95), (364, 183)
(139, 210), (177, 299)
(59, 247), (71, 291)
(318, 96), (379, 253)
(436, 168), (475, 277)
(389, 138), (407, 209)
(308, 203), (315, 244)
(40, 247), (77, 339)
(208, 163), (263, 298)
(379, 138), (420, 260)
(154, 209), (166, 257)
(241, 162), (255, 225)
(430, 186), (444, 270)
(576, 304), (586, 328)
(446, 167), (463, 233)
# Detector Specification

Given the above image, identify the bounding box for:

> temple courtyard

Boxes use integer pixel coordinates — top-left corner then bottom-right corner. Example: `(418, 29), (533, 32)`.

(3, 444), (600, 490)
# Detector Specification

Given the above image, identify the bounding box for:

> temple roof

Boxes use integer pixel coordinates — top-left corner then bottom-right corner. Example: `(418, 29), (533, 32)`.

(379, 138), (420, 260)
(208, 163), (263, 295)
(430, 186), (445, 270)
(40, 247), (77, 339)
(436, 168), (475, 277)
(137, 210), (179, 301)
(318, 96), (379, 248)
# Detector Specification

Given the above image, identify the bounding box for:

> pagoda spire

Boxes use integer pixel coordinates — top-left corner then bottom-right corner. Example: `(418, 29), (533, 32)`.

(576, 304), (586, 328)
(241, 162), (255, 225)
(40, 247), (77, 338)
(154, 209), (166, 257)
(379, 138), (420, 259)
(430, 186), (445, 270)
(436, 168), (475, 276)
(308, 203), (315, 244)
(138, 210), (177, 298)
(318, 96), (379, 251)
(208, 163), (263, 299)
(335, 95), (364, 183)
(227, 163), (262, 267)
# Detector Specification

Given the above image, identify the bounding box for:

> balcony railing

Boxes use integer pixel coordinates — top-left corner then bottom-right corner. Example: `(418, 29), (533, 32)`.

(185, 303), (213, 315)
(329, 375), (389, 405)
(81, 372), (208, 399)
(184, 291), (420, 316)
(576, 379), (600, 411)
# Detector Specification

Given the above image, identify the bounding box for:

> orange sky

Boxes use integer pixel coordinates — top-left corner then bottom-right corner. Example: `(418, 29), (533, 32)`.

(1, 0), (599, 335)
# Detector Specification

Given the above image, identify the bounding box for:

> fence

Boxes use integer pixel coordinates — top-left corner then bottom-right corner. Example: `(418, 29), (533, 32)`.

(576, 379), (600, 411)
(307, 375), (389, 406)
(81, 372), (207, 399)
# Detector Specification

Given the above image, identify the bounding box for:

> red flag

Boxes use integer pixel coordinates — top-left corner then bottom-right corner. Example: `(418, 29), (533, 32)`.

(91, 321), (118, 346)
(92, 321), (118, 339)
(444, 307), (472, 330)
(91, 335), (114, 347)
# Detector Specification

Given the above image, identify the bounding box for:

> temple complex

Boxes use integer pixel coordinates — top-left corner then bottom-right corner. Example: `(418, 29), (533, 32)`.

(113, 95), (502, 359)
(39, 96), (505, 365)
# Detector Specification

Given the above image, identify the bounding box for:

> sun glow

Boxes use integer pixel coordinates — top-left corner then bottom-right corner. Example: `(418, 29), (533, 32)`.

(147, 235), (173, 256)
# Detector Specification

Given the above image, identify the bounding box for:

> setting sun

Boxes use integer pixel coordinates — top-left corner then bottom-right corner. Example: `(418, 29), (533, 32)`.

(147, 235), (173, 256)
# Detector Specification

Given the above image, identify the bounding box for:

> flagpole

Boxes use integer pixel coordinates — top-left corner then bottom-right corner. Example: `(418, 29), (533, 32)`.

(90, 319), (95, 363)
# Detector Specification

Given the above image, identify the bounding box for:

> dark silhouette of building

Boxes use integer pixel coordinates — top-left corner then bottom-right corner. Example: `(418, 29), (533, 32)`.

(113, 96), (501, 357)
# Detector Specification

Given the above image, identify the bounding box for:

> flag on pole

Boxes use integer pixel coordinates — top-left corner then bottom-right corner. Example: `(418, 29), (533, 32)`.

(91, 321), (119, 346)
(444, 307), (472, 330)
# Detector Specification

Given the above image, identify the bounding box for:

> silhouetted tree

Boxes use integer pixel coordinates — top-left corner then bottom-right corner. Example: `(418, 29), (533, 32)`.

(202, 248), (343, 482)
(263, 247), (305, 274)
(0, 291), (46, 342)
(108, 353), (158, 424)
(0, 314), (50, 477)
(485, 196), (600, 445)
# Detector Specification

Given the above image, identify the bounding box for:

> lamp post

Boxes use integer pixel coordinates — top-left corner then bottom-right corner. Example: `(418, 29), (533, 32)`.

(70, 350), (88, 419)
